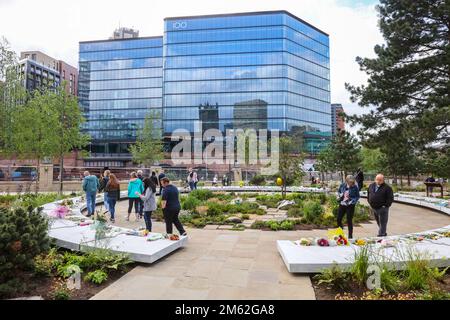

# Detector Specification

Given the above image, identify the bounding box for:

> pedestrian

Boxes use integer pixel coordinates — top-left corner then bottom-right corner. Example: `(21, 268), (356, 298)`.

(336, 175), (360, 239)
(158, 170), (166, 195)
(367, 174), (394, 237)
(213, 174), (218, 186)
(127, 172), (144, 221)
(425, 175), (436, 195)
(355, 168), (364, 191)
(187, 168), (195, 191)
(150, 171), (158, 186)
(193, 170), (198, 189)
(104, 173), (120, 223)
(222, 174), (226, 186)
(98, 169), (111, 212)
(160, 177), (187, 236)
(82, 171), (100, 217)
(136, 177), (157, 232)
(136, 169), (145, 218)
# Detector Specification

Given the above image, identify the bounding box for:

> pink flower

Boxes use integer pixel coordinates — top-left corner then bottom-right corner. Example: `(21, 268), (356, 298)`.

(50, 206), (69, 219)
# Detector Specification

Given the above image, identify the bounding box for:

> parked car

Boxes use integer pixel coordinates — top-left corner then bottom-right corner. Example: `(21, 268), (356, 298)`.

(11, 167), (37, 181)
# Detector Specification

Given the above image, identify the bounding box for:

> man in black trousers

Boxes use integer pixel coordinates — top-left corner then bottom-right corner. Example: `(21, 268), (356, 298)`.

(160, 177), (187, 236)
(367, 174), (394, 237)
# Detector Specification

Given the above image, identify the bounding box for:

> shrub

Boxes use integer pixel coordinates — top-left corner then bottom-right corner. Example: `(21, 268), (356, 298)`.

(241, 214), (250, 220)
(302, 200), (324, 223)
(57, 264), (82, 278)
(191, 218), (207, 228)
(379, 265), (402, 293)
(279, 220), (295, 230)
(84, 270), (108, 285)
(266, 220), (280, 231)
(250, 220), (267, 229)
(182, 196), (201, 212)
(402, 252), (438, 291)
(50, 281), (70, 300)
(0, 206), (51, 297)
(314, 264), (351, 290)
(189, 189), (214, 201)
(354, 204), (371, 223)
(287, 206), (303, 217)
(206, 202), (223, 216)
(249, 175), (266, 186)
(80, 249), (132, 272)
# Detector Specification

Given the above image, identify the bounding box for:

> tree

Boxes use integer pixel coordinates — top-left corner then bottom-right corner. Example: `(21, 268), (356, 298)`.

(51, 84), (90, 194)
(365, 125), (424, 185)
(278, 135), (305, 198)
(315, 146), (335, 182)
(327, 131), (362, 181)
(129, 112), (164, 167)
(361, 147), (385, 174)
(11, 90), (57, 192)
(346, 0), (449, 162)
(0, 37), (26, 155)
(423, 147), (450, 179)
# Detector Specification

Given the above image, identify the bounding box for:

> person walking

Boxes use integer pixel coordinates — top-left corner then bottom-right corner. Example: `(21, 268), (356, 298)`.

(104, 173), (120, 223)
(160, 177), (187, 236)
(367, 174), (394, 237)
(212, 174), (218, 186)
(158, 170), (166, 196)
(98, 169), (111, 212)
(336, 175), (360, 239)
(82, 171), (100, 217)
(136, 177), (157, 232)
(355, 168), (364, 191)
(136, 170), (145, 218)
(127, 172), (144, 221)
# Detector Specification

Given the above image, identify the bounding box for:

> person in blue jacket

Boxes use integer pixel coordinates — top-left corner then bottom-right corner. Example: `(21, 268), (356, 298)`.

(336, 175), (360, 239)
(82, 171), (100, 217)
(127, 172), (144, 221)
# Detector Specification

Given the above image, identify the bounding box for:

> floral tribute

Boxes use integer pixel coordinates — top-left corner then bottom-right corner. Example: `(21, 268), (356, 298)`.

(49, 205), (70, 219)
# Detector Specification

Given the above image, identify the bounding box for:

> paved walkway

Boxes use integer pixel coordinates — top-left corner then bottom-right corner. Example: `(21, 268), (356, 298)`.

(91, 200), (450, 300)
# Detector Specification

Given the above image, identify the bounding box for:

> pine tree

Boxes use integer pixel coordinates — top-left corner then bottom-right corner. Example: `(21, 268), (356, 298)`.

(346, 0), (449, 149)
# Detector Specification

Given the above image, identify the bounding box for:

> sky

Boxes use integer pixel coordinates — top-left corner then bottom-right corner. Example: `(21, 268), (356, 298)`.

(0, 0), (383, 133)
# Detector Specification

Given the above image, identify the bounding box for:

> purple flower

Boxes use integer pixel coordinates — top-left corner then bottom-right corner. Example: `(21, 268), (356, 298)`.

(50, 206), (69, 219)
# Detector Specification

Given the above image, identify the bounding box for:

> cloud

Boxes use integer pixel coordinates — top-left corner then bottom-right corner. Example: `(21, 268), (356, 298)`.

(0, 0), (382, 133)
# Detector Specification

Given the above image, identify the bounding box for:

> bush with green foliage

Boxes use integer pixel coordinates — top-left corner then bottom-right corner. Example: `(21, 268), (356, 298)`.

(182, 196), (201, 212)
(249, 175), (266, 186)
(287, 206), (303, 217)
(314, 264), (351, 291)
(189, 189), (214, 201)
(302, 200), (324, 223)
(0, 206), (50, 296)
(84, 269), (108, 285)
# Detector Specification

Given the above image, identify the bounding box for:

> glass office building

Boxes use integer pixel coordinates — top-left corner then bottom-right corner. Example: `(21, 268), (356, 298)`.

(79, 11), (331, 165)
(78, 37), (163, 165)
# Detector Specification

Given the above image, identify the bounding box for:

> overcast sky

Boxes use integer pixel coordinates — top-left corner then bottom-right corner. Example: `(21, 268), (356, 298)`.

(0, 0), (382, 132)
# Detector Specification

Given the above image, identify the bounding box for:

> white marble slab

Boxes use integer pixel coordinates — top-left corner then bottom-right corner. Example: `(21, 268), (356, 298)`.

(43, 193), (187, 264)
(278, 226), (450, 273)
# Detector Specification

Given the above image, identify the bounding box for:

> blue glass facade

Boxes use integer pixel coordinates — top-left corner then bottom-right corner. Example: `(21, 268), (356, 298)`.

(163, 12), (330, 136)
(79, 11), (331, 161)
(78, 37), (163, 155)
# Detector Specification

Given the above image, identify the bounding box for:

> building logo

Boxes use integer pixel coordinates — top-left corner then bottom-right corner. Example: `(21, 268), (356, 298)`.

(172, 21), (187, 29)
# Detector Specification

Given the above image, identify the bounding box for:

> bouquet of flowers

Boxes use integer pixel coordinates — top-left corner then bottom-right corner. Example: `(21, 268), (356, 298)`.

(327, 228), (349, 246)
(49, 205), (70, 219)
(316, 238), (329, 247)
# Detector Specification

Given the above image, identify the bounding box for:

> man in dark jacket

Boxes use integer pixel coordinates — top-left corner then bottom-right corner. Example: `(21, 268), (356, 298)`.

(367, 174), (394, 237)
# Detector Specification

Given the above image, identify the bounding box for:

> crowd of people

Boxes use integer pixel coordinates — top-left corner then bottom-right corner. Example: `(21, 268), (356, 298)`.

(81, 169), (187, 237)
(82, 166), (397, 239)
